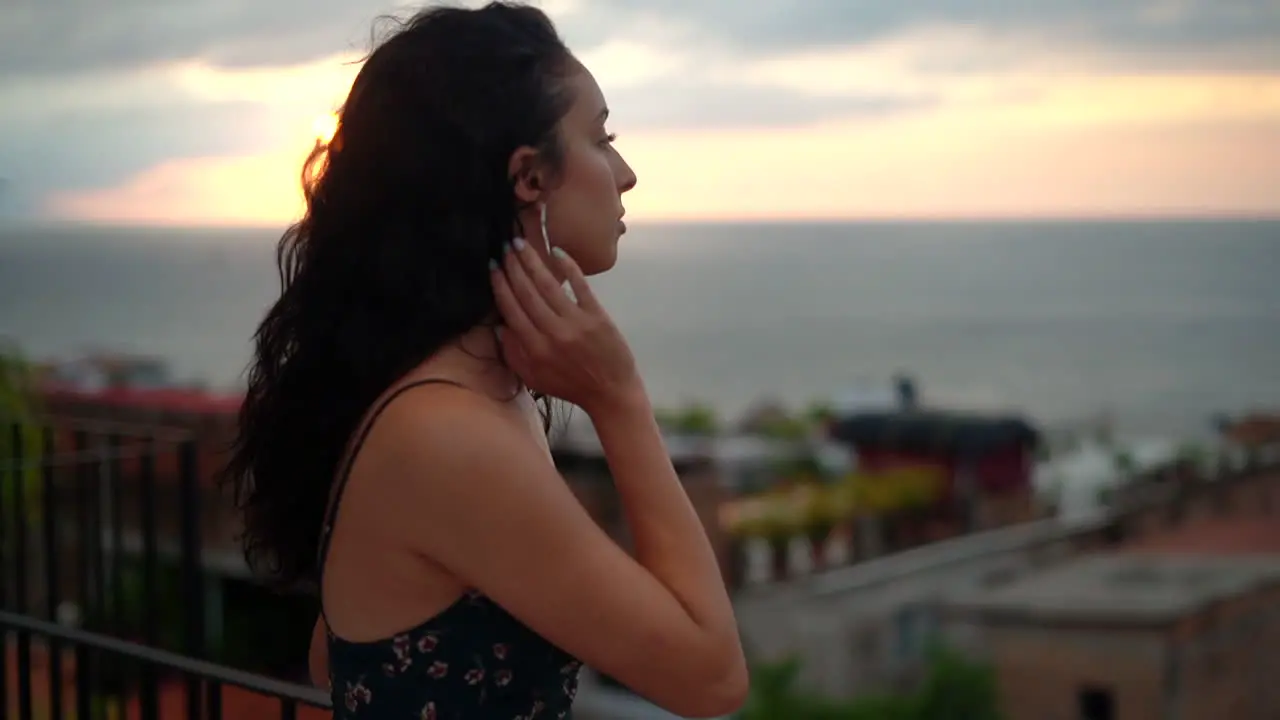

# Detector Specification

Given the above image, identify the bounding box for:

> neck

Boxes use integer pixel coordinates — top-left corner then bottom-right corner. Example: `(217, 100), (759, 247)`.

(429, 320), (522, 397)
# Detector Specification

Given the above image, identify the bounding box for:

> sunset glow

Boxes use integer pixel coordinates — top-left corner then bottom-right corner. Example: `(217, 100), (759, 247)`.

(25, 19), (1280, 227)
(312, 113), (339, 144)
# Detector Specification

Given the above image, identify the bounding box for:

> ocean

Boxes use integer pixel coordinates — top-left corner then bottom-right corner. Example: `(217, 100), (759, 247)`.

(1, 219), (1278, 439)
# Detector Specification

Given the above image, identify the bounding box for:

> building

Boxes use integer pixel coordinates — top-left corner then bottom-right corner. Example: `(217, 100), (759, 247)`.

(1217, 413), (1280, 468)
(943, 552), (1280, 720)
(827, 410), (1044, 533)
(935, 466), (1280, 720)
(729, 458), (1280, 701)
(731, 515), (1118, 699)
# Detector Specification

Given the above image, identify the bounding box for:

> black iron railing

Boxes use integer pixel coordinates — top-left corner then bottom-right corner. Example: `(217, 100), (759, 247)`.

(0, 418), (331, 720)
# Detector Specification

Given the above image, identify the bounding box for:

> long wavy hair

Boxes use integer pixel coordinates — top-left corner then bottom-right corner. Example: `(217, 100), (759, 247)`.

(224, 2), (577, 588)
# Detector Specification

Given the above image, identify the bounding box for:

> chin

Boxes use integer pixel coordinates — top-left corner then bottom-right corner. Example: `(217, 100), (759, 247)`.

(580, 256), (615, 276)
(573, 241), (619, 276)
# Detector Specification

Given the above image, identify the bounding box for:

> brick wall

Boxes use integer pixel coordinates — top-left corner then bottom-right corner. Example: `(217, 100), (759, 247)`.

(986, 626), (1167, 720)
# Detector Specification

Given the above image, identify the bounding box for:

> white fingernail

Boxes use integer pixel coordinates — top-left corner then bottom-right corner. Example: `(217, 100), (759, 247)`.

(551, 247), (569, 261)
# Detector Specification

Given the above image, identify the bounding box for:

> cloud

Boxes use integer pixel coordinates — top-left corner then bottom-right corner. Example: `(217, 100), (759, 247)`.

(606, 81), (934, 131)
(5, 0), (1279, 222)
(577, 39), (937, 131)
(45, 150), (312, 226)
(43, 71), (1280, 226)
(47, 99), (1280, 226)
(0, 0), (398, 76)
(0, 53), (358, 218)
(0, 99), (285, 216)
(5, 0), (1277, 80)
(574, 0), (1280, 71)
(0, 0), (593, 77)
(613, 112), (1280, 222)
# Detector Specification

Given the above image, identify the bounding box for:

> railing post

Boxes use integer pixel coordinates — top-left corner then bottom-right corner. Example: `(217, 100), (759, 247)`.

(179, 439), (206, 720)
(1, 423), (9, 719)
(74, 429), (94, 720)
(12, 422), (35, 720)
(139, 436), (159, 720)
(0, 420), (334, 720)
(41, 426), (63, 720)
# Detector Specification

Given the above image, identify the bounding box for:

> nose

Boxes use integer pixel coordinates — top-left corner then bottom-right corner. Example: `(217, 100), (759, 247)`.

(616, 155), (637, 194)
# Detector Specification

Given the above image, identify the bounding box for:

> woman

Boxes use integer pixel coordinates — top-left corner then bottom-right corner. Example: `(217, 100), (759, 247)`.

(224, 3), (748, 719)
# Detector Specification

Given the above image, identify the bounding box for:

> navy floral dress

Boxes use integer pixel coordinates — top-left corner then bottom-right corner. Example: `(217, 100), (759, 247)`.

(319, 379), (583, 719)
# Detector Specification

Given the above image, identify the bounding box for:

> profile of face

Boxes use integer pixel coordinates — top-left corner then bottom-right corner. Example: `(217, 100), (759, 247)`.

(509, 64), (638, 277)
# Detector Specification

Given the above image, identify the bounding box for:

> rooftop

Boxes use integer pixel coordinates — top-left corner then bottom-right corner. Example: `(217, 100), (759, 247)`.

(829, 410), (1040, 455)
(1125, 517), (1280, 556)
(946, 553), (1280, 626)
(1220, 413), (1280, 447)
(41, 383), (242, 416)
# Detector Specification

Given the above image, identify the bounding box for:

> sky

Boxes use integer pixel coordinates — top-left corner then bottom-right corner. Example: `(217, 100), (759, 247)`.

(1, 0), (1278, 225)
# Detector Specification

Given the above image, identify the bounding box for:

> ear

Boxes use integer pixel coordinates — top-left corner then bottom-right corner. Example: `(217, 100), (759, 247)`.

(507, 146), (545, 204)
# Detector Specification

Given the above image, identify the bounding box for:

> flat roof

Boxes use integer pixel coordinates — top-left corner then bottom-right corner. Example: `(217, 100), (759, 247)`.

(1125, 518), (1280, 556)
(946, 553), (1280, 627)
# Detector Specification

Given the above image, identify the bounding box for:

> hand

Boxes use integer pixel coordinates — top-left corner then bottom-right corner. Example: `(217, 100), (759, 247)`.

(490, 238), (644, 415)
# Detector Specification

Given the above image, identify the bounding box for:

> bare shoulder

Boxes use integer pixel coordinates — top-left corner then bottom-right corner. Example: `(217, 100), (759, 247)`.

(367, 384), (742, 717)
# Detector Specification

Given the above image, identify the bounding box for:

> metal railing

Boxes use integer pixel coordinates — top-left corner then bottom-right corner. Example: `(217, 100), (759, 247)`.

(1, 418), (331, 720)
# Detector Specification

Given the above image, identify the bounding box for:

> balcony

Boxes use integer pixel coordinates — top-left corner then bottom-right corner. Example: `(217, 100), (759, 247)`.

(0, 416), (330, 720)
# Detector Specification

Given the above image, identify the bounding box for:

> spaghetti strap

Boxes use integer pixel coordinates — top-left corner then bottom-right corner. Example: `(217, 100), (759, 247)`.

(315, 377), (468, 592)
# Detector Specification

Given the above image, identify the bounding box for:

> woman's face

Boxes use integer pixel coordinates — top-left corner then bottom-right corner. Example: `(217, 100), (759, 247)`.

(515, 63), (637, 276)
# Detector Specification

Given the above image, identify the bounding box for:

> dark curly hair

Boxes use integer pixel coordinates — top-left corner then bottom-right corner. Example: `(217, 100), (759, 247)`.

(223, 2), (578, 588)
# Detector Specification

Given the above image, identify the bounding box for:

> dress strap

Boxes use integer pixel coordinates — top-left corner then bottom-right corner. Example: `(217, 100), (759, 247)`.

(315, 378), (469, 597)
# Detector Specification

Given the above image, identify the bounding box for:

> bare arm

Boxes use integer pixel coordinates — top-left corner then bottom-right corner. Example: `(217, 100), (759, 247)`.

(382, 389), (747, 718)
(589, 387), (746, 697)
(308, 616), (329, 689)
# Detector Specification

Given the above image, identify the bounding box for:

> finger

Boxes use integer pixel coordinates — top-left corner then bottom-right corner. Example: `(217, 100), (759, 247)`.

(513, 237), (580, 317)
(490, 259), (542, 343)
(549, 247), (601, 313)
(502, 243), (562, 335)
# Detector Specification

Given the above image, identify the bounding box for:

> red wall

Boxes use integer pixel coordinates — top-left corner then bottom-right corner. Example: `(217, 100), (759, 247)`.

(852, 444), (1032, 505)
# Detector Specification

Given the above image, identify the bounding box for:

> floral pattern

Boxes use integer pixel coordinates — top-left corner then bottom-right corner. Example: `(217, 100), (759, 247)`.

(328, 593), (582, 719)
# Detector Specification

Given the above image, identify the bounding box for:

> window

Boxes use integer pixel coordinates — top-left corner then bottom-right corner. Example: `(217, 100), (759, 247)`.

(893, 605), (939, 666)
(1078, 685), (1115, 720)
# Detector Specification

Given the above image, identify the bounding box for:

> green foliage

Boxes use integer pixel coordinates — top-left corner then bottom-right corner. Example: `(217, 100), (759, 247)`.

(656, 401), (721, 436)
(0, 341), (43, 520)
(769, 452), (828, 482)
(1112, 451), (1135, 476)
(738, 645), (1002, 720)
(757, 414), (810, 442)
(803, 401), (836, 427)
(910, 645), (1002, 720)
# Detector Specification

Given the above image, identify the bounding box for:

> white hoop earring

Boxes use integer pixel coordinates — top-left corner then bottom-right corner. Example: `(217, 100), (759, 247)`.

(538, 202), (552, 255)
(540, 201), (577, 303)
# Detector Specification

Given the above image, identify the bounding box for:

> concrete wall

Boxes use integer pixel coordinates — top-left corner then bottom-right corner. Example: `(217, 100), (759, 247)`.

(732, 465), (1280, 700)
(967, 583), (1280, 720)
(732, 517), (1111, 697)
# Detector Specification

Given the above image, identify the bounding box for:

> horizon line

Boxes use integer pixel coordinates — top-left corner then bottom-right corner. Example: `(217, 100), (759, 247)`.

(3, 211), (1279, 233)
